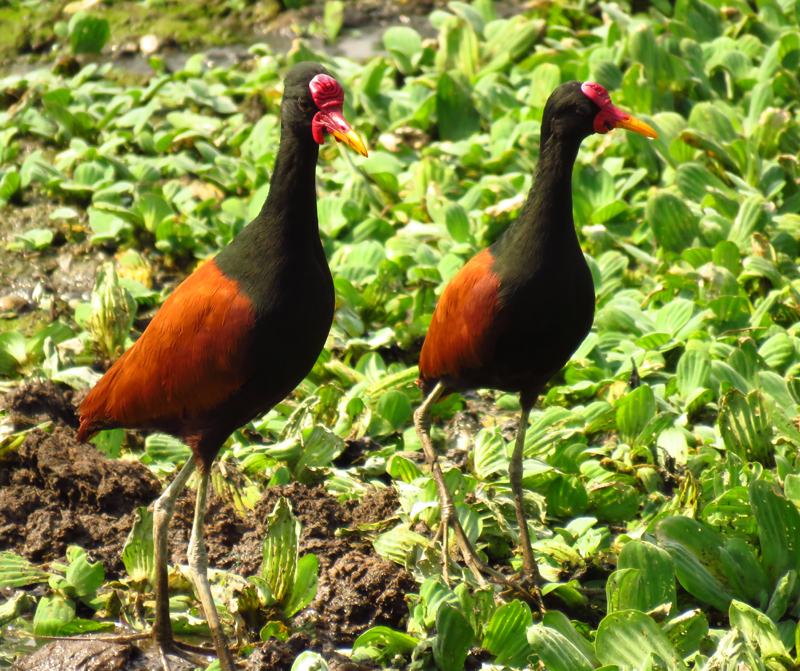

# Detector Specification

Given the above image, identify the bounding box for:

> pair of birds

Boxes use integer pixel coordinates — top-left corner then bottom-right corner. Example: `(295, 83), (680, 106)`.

(76, 62), (657, 669)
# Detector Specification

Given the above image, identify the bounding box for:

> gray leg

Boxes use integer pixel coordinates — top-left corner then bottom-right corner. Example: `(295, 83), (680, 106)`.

(414, 385), (542, 606)
(152, 458), (195, 668)
(187, 469), (237, 671)
(508, 403), (540, 581)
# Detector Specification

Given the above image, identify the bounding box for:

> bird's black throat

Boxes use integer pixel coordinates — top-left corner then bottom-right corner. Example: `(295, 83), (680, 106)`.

(215, 120), (328, 313)
(490, 119), (590, 288)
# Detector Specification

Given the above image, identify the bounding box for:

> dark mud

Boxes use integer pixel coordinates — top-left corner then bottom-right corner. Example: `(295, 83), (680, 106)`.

(3, 384), (413, 669)
(0, 425), (162, 577)
(15, 640), (136, 671)
(255, 483), (412, 644)
(4, 379), (80, 430)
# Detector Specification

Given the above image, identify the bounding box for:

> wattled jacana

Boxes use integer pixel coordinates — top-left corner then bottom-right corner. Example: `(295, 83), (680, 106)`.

(77, 61), (367, 671)
(415, 81), (657, 591)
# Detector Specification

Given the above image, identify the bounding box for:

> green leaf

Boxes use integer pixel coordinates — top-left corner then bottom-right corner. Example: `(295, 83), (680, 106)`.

(387, 454), (423, 483)
(291, 651), (329, 671)
(284, 553), (318, 618)
(595, 610), (688, 671)
(377, 390), (412, 431)
(662, 609), (708, 658)
(121, 507), (154, 586)
(729, 196), (770, 248)
(701, 627), (766, 671)
(33, 595), (75, 636)
(676, 350), (711, 399)
(748, 479), (800, 585)
(262, 498), (300, 605)
(646, 190), (699, 253)
(617, 540), (677, 613)
(528, 63), (561, 108)
(546, 475), (589, 518)
(616, 385), (656, 445)
(719, 538), (772, 609)
(445, 203), (471, 243)
(718, 390), (774, 466)
(765, 570), (795, 622)
(383, 26), (423, 75)
(68, 12), (110, 55)
(87, 262), (137, 360)
(655, 516), (734, 612)
(373, 525), (428, 566)
(543, 611), (600, 667)
(65, 547), (104, 596)
(433, 604), (474, 671)
(0, 169), (20, 205)
(728, 600), (789, 660)
(353, 626), (419, 658)
(323, 0), (344, 40)
(295, 425), (345, 474)
(483, 600), (533, 667)
(437, 73), (481, 142)
(0, 552), (50, 588)
(526, 624), (594, 671)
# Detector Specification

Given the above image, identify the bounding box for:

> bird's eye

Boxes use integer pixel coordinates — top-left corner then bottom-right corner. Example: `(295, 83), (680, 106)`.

(297, 99), (314, 112)
(577, 102), (593, 116)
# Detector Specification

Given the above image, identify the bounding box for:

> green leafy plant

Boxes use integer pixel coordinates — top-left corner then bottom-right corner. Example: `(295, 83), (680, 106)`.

(67, 11), (110, 54)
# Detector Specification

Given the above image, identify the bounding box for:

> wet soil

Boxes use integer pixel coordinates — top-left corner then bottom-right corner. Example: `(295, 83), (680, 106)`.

(4, 379), (81, 430)
(255, 483), (412, 644)
(2, 383), (412, 669)
(0, 425), (162, 577)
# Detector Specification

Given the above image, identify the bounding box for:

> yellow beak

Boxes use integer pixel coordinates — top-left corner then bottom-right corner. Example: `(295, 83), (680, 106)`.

(614, 116), (659, 139)
(331, 128), (369, 157)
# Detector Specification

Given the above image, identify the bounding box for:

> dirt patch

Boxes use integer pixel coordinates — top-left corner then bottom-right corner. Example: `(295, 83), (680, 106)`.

(15, 639), (196, 671)
(245, 631), (380, 671)
(256, 482), (350, 540)
(2, 416), (412, 665)
(254, 483), (411, 645)
(347, 486), (399, 526)
(4, 379), (80, 430)
(310, 549), (415, 645)
(16, 639), (133, 671)
(168, 489), (260, 577)
(0, 426), (162, 577)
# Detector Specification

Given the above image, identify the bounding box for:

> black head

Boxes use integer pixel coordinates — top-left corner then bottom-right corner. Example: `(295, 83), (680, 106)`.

(280, 61), (368, 156)
(540, 81), (658, 148)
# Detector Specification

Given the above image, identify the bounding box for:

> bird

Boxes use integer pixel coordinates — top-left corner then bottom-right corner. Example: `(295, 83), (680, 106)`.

(77, 61), (367, 671)
(414, 81), (657, 593)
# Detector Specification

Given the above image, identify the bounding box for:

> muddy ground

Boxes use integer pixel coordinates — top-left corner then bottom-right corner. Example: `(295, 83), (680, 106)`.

(1, 381), (412, 670)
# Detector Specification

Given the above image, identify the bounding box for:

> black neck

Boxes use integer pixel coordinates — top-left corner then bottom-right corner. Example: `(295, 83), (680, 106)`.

(214, 121), (324, 293)
(492, 127), (585, 268)
(257, 124), (321, 244)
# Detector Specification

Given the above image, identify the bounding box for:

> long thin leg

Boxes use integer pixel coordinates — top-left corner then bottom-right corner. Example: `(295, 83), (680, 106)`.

(414, 385), (536, 602)
(507, 402), (541, 582)
(187, 468), (237, 671)
(152, 459), (196, 668)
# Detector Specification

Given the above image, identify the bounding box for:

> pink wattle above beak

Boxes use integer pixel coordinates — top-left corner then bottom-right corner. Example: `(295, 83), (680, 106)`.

(580, 81), (658, 139)
(312, 110), (368, 157)
(308, 74), (368, 156)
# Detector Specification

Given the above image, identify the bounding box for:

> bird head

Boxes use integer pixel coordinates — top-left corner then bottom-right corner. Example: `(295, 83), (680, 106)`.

(579, 82), (658, 138)
(542, 81), (658, 142)
(282, 61), (368, 157)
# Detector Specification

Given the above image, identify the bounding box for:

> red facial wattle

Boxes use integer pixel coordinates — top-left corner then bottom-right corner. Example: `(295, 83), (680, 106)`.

(310, 74), (345, 144)
(579, 81), (658, 139)
(308, 74), (368, 156)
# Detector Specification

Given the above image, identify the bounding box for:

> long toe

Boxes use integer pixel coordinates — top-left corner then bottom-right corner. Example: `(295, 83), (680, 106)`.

(154, 638), (212, 670)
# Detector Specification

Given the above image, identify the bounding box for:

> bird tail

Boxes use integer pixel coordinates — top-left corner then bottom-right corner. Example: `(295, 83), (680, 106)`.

(76, 370), (118, 443)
